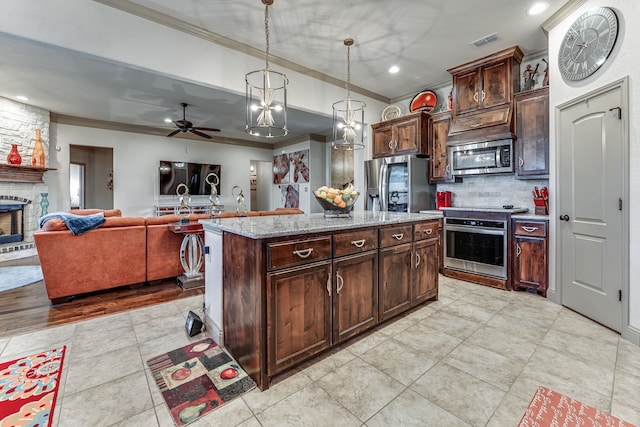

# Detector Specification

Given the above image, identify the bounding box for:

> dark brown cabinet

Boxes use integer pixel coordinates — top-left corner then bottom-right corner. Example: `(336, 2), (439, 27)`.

(447, 46), (523, 142)
(371, 110), (430, 158)
(511, 219), (548, 296)
(514, 87), (549, 179)
(428, 111), (458, 183)
(378, 221), (440, 321)
(379, 243), (413, 321)
(223, 219), (439, 390)
(267, 261), (332, 376)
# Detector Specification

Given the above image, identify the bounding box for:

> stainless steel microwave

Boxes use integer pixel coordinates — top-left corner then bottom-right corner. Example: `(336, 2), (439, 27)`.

(448, 139), (514, 176)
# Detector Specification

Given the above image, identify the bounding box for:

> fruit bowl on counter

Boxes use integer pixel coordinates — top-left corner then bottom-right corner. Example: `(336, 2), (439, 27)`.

(314, 185), (359, 217)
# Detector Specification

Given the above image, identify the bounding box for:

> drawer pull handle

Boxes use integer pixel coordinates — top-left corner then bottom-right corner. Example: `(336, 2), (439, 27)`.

(336, 272), (344, 294)
(516, 243), (521, 257)
(293, 248), (314, 258)
(415, 253), (421, 268)
(326, 276), (331, 296)
(392, 233), (404, 240)
(522, 226), (538, 233)
(423, 229), (433, 235)
(351, 239), (366, 248)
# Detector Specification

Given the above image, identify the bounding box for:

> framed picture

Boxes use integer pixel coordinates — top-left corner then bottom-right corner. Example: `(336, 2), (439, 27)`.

(273, 153), (290, 184)
(290, 149), (309, 183)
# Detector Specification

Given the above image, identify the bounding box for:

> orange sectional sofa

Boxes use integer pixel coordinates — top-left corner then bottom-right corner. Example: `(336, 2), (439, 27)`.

(34, 208), (304, 303)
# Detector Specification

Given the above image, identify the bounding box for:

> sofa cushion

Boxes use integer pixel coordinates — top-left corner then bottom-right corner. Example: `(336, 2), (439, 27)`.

(145, 215), (181, 225)
(101, 217), (145, 227)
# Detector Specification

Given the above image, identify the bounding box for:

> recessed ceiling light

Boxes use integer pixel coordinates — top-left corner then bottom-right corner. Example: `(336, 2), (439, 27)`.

(164, 118), (173, 123)
(15, 95), (28, 101)
(389, 65), (400, 74)
(527, 1), (549, 15)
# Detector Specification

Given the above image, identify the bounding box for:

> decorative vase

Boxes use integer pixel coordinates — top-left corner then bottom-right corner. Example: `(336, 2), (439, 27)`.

(40, 193), (49, 217)
(31, 129), (45, 167)
(7, 144), (22, 165)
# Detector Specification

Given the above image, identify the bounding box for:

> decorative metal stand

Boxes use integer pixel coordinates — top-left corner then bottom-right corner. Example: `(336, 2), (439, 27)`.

(176, 183), (192, 223)
(206, 172), (223, 216)
(232, 185), (248, 216)
(175, 224), (204, 289)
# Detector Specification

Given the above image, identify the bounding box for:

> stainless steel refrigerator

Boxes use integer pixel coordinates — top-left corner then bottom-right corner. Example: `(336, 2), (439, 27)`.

(365, 155), (436, 212)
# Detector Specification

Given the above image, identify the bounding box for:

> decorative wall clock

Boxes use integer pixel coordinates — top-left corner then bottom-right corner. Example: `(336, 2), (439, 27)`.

(558, 7), (618, 81)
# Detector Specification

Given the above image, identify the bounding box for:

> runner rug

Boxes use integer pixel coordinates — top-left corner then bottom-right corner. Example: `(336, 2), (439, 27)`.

(0, 346), (66, 427)
(518, 386), (637, 427)
(147, 337), (255, 426)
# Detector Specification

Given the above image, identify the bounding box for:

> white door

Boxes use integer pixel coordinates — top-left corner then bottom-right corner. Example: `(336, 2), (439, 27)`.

(558, 83), (625, 332)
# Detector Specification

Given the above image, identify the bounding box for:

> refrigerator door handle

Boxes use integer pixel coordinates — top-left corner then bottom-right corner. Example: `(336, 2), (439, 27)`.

(379, 162), (388, 212)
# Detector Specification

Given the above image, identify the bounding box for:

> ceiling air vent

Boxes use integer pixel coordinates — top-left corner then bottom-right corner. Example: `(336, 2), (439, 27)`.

(470, 32), (502, 48)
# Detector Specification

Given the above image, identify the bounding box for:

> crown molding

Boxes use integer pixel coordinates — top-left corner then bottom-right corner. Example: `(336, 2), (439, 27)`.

(541, 0), (589, 34)
(94, 0), (390, 104)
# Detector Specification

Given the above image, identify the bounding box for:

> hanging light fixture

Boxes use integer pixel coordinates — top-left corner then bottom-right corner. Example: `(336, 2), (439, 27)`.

(246, 0), (288, 138)
(332, 38), (366, 150)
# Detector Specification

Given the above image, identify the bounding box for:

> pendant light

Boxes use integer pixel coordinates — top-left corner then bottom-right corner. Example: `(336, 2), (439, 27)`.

(332, 38), (366, 150)
(245, 0), (288, 138)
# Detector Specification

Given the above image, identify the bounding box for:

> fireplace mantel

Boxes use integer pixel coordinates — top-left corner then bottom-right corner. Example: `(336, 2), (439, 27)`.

(0, 164), (55, 183)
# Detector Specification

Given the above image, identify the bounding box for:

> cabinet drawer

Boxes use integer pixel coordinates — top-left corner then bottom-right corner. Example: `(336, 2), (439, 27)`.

(267, 236), (332, 270)
(379, 225), (413, 247)
(333, 229), (378, 257)
(514, 220), (547, 237)
(413, 221), (439, 240)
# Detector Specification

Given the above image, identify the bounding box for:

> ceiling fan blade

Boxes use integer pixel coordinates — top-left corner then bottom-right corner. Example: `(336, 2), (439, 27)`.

(194, 127), (221, 132)
(167, 129), (181, 137)
(190, 129), (212, 139)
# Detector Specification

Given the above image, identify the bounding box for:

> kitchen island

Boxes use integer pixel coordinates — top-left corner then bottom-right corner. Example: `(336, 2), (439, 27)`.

(200, 211), (441, 390)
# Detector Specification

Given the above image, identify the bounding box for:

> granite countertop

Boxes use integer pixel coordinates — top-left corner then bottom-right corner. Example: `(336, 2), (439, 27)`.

(418, 210), (444, 216)
(199, 211), (441, 239)
(440, 206), (529, 214)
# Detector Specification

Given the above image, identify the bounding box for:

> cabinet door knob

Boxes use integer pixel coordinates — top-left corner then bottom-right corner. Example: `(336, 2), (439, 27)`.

(392, 233), (404, 240)
(519, 157), (524, 168)
(516, 243), (521, 257)
(415, 253), (421, 268)
(481, 90), (486, 102)
(473, 91), (479, 103)
(388, 140), (394, 150)
(424, 229), (432, 235)
(326, 276), (331, 296)
(293, 248), (314, 258)
(559, 215), (570, 221)
(445, 164), (451, 174)
(522, 226), (538, 233)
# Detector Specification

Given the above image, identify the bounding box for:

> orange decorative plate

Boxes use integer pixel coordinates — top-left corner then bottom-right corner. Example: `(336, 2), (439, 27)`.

(409, 90), (437, 112)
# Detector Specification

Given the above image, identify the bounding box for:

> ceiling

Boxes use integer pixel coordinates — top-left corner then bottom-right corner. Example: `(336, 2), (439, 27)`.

(0, 0), (570, 144)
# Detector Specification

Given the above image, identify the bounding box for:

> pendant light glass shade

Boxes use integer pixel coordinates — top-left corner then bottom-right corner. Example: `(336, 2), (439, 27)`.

(245, 0), (288, 138)
(332, 38), (365, 150)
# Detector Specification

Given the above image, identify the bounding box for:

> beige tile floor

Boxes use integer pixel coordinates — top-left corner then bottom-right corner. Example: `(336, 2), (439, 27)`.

(1, 276), (639, 427)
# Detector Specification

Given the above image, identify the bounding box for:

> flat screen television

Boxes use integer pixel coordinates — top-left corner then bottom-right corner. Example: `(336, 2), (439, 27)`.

(159, 161), (221, 196)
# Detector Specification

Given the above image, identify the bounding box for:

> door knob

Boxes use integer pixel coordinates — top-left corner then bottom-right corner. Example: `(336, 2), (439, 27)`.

(559, 214), (570, 221)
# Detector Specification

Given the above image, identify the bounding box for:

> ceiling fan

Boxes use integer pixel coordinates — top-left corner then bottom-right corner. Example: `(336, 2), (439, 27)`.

(167, 102), (220, 139)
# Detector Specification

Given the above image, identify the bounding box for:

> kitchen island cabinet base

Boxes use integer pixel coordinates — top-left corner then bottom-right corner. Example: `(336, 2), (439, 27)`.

(210, 215), (440, 391)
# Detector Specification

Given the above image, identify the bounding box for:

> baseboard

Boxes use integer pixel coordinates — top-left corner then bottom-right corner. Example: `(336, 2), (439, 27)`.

(204, 311), (224, 346)
(622, 324), (640, 346)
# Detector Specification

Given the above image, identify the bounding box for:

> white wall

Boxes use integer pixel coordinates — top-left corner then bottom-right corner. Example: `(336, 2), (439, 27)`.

(50, 124), (275, 217)
(548, 0), (640, 337)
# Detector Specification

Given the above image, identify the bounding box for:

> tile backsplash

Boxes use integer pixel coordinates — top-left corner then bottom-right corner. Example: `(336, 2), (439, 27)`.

(437, 174), (549, 214)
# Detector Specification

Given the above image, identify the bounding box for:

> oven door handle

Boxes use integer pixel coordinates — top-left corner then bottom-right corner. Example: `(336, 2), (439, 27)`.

(444, 225), (506, 236)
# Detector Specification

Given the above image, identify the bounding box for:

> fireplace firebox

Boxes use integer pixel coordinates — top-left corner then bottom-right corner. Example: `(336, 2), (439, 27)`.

(0, 203), (24, 245)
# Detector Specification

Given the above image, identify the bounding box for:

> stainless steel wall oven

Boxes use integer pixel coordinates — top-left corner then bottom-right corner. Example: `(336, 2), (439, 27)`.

(444, 217), (507, 279)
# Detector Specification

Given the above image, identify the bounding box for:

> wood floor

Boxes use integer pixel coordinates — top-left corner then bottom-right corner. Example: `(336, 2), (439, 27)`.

(0, 255), (203, 339)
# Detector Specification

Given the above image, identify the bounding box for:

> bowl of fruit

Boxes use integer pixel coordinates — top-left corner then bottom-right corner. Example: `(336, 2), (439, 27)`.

(314, 184), (359, 217)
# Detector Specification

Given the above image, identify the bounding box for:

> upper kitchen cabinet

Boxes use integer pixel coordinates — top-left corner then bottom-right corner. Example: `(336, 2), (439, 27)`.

(514, 87), (549, 179)
(447, 46), (524, 143)
(428, 111), (460, 184)
(371, 110), (430, 158)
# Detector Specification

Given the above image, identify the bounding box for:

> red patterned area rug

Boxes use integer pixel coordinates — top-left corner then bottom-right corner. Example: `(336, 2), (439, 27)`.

(519, 386), (637, 427)
(147, 337), (255, 426)
(0, 346), (66, 427)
